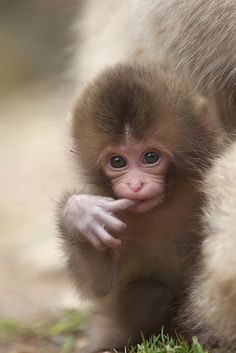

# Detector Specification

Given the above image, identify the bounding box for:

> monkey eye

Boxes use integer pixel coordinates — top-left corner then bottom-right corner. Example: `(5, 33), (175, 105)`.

(110, 156), (127, 169)
(143, 151), (161, 165)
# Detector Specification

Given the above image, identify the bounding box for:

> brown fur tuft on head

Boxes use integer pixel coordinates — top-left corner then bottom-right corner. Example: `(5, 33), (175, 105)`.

(71, 63), (220, 181)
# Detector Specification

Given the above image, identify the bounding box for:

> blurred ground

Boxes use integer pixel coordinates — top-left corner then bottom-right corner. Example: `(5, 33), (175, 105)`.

(0, 1), (81, 322)
(0, 83), (79, 320)
(0, 309), (89, 353)
(0, 1), (121, 351)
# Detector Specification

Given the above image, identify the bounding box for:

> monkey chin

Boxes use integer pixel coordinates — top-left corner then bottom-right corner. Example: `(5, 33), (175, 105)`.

(129, 197), (160, 213)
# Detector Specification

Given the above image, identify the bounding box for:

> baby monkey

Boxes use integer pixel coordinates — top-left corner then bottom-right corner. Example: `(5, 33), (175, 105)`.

(58, 63), (221, 352)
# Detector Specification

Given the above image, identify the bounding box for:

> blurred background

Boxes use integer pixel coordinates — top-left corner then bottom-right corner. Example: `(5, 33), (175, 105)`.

(0, 0), (82, 321)
(0, 1), (132, 350)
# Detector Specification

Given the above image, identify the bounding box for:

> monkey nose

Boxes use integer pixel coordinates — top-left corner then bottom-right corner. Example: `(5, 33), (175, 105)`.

(128, 182), (144, 192)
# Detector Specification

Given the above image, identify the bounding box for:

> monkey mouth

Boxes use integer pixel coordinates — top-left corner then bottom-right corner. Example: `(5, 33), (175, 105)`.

(129, 197), (159, 213)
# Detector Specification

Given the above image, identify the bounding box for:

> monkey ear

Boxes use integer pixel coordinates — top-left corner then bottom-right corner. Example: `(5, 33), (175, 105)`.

(196, 97), (221, 135)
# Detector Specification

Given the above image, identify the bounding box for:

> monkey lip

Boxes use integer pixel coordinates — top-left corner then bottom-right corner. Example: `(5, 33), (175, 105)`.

(129, 197), (159, 213)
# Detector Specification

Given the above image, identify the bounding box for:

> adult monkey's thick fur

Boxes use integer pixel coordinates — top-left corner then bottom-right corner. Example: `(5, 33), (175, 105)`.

(76, 0), (236, 130)
(72, 0), (236, 348)
(182, 143), (236, 347)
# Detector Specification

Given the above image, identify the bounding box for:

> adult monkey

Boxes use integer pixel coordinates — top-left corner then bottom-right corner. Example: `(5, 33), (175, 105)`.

(182, 143), (236, 347)
(75, 0), (236, 130)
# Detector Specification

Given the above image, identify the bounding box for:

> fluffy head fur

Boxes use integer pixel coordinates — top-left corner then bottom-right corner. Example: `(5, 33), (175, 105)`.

(71, 63), (218, 182)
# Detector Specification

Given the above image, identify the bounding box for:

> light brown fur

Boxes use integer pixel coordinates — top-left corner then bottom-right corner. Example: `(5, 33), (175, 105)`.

(181, 142), (236, 347)
(75, 0), (236, 130)
(73, 2), (236, 347)
(58, 64), (223, 352)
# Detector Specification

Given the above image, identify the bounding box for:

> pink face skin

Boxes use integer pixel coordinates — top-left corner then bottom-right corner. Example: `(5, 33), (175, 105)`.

(99, 138), (173, 213)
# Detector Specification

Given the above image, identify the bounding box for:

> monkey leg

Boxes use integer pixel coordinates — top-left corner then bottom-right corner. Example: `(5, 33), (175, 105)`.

(86, 279), (175, 353)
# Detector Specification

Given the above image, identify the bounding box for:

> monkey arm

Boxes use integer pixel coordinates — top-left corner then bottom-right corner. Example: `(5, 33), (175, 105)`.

(64, 238), (116, 298)
(57, 191), (133, 298)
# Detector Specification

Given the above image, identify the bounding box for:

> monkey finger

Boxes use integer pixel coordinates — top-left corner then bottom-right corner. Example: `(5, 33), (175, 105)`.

(94, 226), (122, 248)
(107, 198), (138, 212)
(96, 211), (127, 232)
(84, 231), (107, 252)
(91, 195), (115, 204)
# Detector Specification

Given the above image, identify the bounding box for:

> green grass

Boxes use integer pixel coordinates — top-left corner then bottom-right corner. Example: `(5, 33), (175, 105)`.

(0, 311), (209, 353)
(123, 333), (207, 353)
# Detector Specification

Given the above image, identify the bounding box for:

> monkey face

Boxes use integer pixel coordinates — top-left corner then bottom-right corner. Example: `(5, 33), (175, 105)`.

(98, 138), (173, 213)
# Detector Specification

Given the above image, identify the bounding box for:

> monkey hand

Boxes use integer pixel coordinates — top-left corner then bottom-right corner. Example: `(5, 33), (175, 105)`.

(63, 194), (136, 251)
